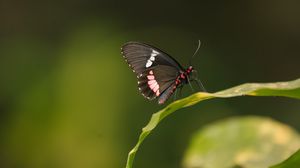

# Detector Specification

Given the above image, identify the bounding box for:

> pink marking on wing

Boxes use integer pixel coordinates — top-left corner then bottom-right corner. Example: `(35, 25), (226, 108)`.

(149, 82), (158, 90)
(158, 99), (164, 104)
(148, 80), (156, 85)
(147, 75), (155, 80)
(153, 84), (159, 92)
(149, 70), (153, 75)
(156, 90), (160, 96)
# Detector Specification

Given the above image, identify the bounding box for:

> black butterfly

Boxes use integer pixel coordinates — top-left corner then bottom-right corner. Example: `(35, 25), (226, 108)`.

(121, 41), (205, 104)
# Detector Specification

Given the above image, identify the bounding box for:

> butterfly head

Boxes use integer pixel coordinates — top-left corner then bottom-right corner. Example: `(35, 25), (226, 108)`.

(187, 66), (207, 92)
(186, 66), (198, 80)
(186, 66), (193, 74)
(183, 66), (194, 83)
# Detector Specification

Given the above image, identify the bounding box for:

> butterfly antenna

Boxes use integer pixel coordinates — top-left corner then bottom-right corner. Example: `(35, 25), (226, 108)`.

(189, 40), (202, 66)
(178, 86), (183, 97)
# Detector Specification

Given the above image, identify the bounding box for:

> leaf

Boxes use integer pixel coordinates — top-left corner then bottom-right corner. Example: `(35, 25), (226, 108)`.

(182, 116), (300, 168)
(125, 78), (300, 168)
(270, 149), (300, 168)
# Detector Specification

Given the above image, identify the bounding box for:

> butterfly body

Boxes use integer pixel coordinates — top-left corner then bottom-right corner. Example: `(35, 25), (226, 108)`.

(121, 42), (197, 104)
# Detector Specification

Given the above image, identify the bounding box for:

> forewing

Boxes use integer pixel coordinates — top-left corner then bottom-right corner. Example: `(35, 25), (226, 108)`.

(121, 42), (184, 75)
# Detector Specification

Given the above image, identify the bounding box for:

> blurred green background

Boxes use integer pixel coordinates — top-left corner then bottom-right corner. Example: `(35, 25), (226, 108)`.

(1, 0), (300, 168)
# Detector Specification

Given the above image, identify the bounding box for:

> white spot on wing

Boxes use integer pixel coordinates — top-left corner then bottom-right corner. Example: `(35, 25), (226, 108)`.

(152, 50), (159, 55)
(150, 56), (155, 61)
(145, 50), (159, 68)
(146, 60), (152, 67)
(137, 74), (142, 78)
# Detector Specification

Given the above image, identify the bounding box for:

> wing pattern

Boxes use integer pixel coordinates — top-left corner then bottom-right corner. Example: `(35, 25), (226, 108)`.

(121, 42), (184, 104)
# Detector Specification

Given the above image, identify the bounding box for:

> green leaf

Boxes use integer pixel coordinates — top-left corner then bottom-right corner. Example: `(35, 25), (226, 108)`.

(271, 149), (300, 168)
(125, 78), (300, 168)
(182, 116), (300, 168)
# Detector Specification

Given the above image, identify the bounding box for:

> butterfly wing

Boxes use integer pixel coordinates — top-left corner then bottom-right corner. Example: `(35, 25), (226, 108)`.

(121, 42), (184, 74)
(158, 83), (177, 104)
(137, 65), (179, 101)
(121, 42), (184, 103)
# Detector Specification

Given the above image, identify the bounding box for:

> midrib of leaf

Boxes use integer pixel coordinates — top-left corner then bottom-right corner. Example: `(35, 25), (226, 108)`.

(126, 78), (300, 168)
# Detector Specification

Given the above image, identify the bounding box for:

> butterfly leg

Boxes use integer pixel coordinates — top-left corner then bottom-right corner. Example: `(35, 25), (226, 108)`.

(173, 88), (178, 101)
(173, 85), (184, 101)
(178, 86), (183, 97)
(193, 78), (206, 92)
(187, 76), (194, 92)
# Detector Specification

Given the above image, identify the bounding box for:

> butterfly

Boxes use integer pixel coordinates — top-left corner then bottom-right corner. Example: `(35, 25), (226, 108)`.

(121, 41), (205, 104)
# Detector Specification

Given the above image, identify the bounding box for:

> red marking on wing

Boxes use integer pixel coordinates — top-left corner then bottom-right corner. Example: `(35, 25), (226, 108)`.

(156, 90), (160, 96)
(148, 80), (156, 85)
(149, 82), (157, 90)
(147, 70), (160, 96)
(147, 75), (155, 80)
(180, 73), (185, 79)
(153, 84), (159, 92)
